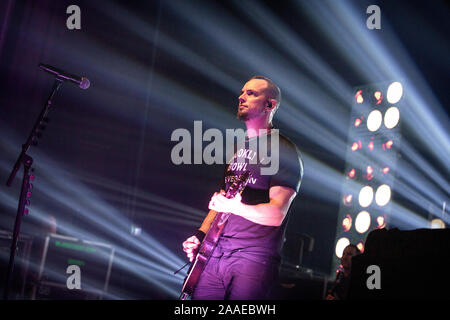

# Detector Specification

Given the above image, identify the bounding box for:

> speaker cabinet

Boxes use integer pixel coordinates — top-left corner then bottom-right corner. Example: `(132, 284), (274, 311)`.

(348, 228), (450, 299)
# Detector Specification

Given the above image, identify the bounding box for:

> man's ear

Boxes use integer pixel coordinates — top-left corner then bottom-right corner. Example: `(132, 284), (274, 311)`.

(267, 99), (277, 110)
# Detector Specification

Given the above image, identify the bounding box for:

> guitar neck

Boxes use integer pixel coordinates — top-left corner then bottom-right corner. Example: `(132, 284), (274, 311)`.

(202, 211), (229, 246)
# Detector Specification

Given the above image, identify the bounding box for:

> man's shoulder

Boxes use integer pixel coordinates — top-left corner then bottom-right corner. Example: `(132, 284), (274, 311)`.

(278, 132), (297, 148)
(278, 132), (302, 158)
(277, 132), (304, 177)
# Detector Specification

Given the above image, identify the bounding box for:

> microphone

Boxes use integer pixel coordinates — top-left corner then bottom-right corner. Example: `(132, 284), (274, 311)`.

(39, 63), (90, 89)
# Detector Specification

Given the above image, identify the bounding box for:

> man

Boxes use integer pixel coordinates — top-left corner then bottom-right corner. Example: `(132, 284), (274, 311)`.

(182, 76), (303, 300)
(326, 244), (361, 300)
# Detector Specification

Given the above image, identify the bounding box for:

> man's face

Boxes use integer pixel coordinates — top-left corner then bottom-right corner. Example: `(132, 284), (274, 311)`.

(340, 246), (358, 270)
(237, 79), (270, 121)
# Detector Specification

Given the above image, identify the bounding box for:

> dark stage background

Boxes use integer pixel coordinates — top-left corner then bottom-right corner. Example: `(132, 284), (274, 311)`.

(0, 0), (448, 299)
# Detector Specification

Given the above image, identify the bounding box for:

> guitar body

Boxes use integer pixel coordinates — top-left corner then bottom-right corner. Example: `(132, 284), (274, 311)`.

(180, 211), (227, 299)
(179, 171), (251, 300)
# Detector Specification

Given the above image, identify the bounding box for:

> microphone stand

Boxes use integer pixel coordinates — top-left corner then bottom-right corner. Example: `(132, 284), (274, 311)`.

(3, 78), (63, 300)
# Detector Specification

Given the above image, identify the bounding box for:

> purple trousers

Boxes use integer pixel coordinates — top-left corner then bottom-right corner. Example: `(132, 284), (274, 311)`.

(191, 248), (279, 300)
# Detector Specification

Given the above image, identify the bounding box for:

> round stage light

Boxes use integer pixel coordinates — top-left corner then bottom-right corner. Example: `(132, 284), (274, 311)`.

(355, 211), (371, 233)
(384, 106), (400, 129)
(359, 186), (374, 207)
(343, 194), (353, 206)
(375, 184), (391, 206)
(348, 168), (356, 179)
(351, 140), (362, 151)
(335, 237), (350, 258)
(374, 91), (383, 105)
(355, 90), (364, 104)
(430, 219), (445, 229)
(367, 110), (382, 132)
(387, 82), (403, 104)
(386, 140), (394, 148)
(382, 140), (394, 150)
(356, 242), (365, 253)
(130, 225), (142, 236)
(366, 166), (374, 181)
(376, 215), (386, 229)
(342, 214), (352, 232)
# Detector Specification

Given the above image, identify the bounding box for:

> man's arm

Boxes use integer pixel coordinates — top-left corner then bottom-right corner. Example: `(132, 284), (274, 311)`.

(208, 185), (297, 227)
(183, 210), (216, 262)
(183, 189), (226, 261)
(239, 186), (296, 226)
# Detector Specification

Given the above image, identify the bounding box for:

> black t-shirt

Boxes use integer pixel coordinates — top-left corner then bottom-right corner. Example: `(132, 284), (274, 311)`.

(335, 275), (351, 300)
(218, 130), (303, 260)
(329, 272), (350, 300)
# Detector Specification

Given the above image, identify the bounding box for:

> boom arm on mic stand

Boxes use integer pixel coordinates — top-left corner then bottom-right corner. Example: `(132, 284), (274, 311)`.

(39, 63), (90, 89)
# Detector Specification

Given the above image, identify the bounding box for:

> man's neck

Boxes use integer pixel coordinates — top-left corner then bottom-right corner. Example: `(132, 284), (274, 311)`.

(245, 117), (272, 138)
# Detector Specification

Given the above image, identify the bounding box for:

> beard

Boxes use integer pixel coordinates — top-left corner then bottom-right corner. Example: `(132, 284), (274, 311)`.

(236, 109), (249, 121)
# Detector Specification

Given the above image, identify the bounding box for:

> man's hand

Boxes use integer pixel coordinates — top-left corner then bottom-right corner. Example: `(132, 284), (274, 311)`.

(182, 235), (201, 262)
(208, 192), (243, 214)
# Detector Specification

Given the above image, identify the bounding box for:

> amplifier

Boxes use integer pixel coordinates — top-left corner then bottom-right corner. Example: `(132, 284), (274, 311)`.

(272, 264), (330, 300)
(31, 234), (114, 300)
(0, 230), (33, 299)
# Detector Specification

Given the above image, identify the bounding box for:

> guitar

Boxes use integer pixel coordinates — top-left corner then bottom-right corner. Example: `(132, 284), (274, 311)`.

(179, 171), (252, 300)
